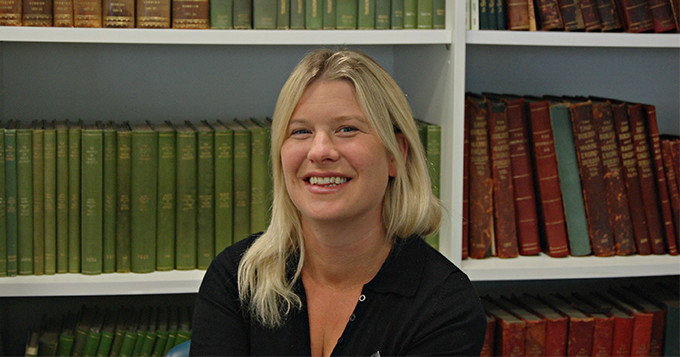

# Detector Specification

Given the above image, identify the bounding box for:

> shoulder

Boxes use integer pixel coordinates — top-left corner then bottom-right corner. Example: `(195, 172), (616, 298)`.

(212, 233), (263, 270)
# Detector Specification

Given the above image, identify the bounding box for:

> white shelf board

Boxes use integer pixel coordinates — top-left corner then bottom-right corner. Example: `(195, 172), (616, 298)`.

(0, 270), (206, 296)
(0, 27), (452, 45)
(462, 254), (680, 281)
(466, 30), (680, 48)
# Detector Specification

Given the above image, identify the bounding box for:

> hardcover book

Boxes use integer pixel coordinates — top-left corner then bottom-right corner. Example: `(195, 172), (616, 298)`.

(594, 0), (622, 30)
(376, 0), (390, 28)
(32, 121), (45, 275)
(195, 121), (215, 269)
(227, 119), (251, 242)
(99, 121), (117, 273)
(116, 122), (132, 273)
(0, 0), (21, 25)
(337, 0), (358, 28)
(130, 122), (158, 273)
(210, 0), (233, 28)
(535, 0), (564, 29)
(254, 0), (278, 28)
(5, 121), (18, 276)
(234, 0), (253, 28)
(0, 124), (5, 276)
(53, 0), (74, 26)
(358, 0), (375, 29)
(212, 120), (234, 252)
(17, 122), (34, 275)
(23, 0), (52, 25)
(616, 0), (654, 32)
(68, 120), (82, 273)
(173, 0), (210, 28)
(80, 123), (103, 275)
(579, 0), (603, 30)
(541, 293), (595, 356)
(518, 294), (568, 356)
(481, 296), (526, 356)
(154, 121), (176, 271)
(55, 120), (69, 274)
(403, 0), (416, 28)
(391, 0), (404, 28)
(506, 0), (530, 30)
(103, 0), (135, 27)
(175, 122), (197, 270)
(43, 121), (57, 275)
(416, 0), (432, 28)
(74, 0), (102, 26)
(305, 0), (322, 28)
(323, 0), (336, 28)
(556, 0), (586, 30)
(278, 0), (290, 28)
(137, 0), (171, 27)
(290, 0), (305, 28)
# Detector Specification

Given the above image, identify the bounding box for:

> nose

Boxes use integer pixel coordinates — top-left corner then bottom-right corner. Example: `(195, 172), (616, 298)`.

(307, 131), (340, 163)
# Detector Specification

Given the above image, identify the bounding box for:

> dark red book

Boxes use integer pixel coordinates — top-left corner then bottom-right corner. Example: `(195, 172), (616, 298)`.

(674, 139), (680, 191)
(580, 0), (604, 29)
(661, 138), (680, 245)
(611, 101), (652, 255)
(541, 293), (595, 356)
(481, 296), (526, 356)
(583, 291), (635, 357)
(569, 101), (616, 256)
(527, 100), (569, 257)
(498, 296), (546, 356)
(570, 293), (615, 356)
(627, 103), (666, 254)
(595, 0), (624, 30)
(462, 98), (471, 260)
(598, 291), (654, 357)
(480, 311), (496, 357)
(466, 95), (495, 259)
(535, 0), (565, 29)
(592, 101), (636, 255)
(488, 98), (519, 258)
(517, 294), (568, 357)
(644, 104), (678, 255)
(558, 0), (587, 29)
(504, 97), (541, 256)
(616, 0), (655, 32)
(611, 287), (667, 356)
(647, 0), (678, 31)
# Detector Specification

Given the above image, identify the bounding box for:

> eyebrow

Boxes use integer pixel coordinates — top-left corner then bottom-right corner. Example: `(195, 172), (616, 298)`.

(288, 115), (368, 126)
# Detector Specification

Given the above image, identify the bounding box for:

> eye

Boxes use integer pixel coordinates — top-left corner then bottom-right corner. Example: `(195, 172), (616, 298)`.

(338, 126), (359, 134)
(290, 128), (311, 136)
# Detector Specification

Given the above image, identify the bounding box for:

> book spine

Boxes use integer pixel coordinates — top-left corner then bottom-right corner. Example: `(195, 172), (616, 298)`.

(43, 124), (57, 275)
(214, 126), (234, 253)
(323, 0), (336, 28)
(391, 0), (404, 28)
(375, 0), (390, 28)
(549, 103), (592, 256)
(278, 0), (290, 28)
(569, 102), (616, 257)
(617, 0), (654, 32)
(156, 127), (176, 271)
(433, 0), (444, 28)
(425, 122), (441, 250)
(102, 125), (117, 273)
(488, 0), (497, 29)
(211, 0), (234, 28)
(557, 0), (586, 30)
(197, 125), (215, 269)
(5, 126), (18, 276)
(136, 0), (171, 27)
(535, 0), (564, 29)
(416, 0), (432, 28)
(233, 0), (253, 28)
(527, 101), (569, 257)
(290, 0), (305, 28)
(0, 129), (5, 276)
(254, 0), (278, 28)
(591, 315), (615, 356)
(507, 0), (530, 29)
(55, 124), (69, 273)
(81, 127), (103, 275)
(53, 0), (74, 26)
(68, 124), (81, 273)
(130, 127), (158, 273)
(593, 103), (636, 255)
(358, 0), (375, 28)
(249, 125), (268, 235)
(173, 0), (210, 28)
(661, 139), (680, 245)
(403, 0), (416, 27)
(579, 0), (603, 30)
(305, 0), (323, 28)
(232, 127), (251, 242)
(175, 127), (197, 269)
(32, 125), (45, 275)
(462, 107), (471, 259)
(116, 126), (132, 272)
(74, 0), (102, 26)
(337, 0), (358, 28)
(0, 0), (22, 25)
(23, 0), (53, 25)
(647, 0), (677, 32)
(479, 0), (488, 29)
(594, 0), (622, 30)
(103, 0), (135, 27)
(17, 127), (34, 275)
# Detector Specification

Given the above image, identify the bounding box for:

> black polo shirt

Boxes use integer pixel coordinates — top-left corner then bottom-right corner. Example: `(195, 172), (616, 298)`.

(191, 234), (486, 356)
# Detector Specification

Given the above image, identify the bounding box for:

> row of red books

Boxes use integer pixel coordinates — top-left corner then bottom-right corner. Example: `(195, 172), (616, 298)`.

(462, 94), (679, 259)
(481, 283), (679, 356)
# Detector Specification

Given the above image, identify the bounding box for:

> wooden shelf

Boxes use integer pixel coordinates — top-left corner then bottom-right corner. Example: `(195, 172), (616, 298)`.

(466, 30), (680, 48)
(0, 270), (206, 296)
(0, 27), (452, 45)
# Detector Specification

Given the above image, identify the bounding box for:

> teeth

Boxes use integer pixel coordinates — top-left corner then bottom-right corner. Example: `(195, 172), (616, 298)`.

(309, 176), (349, 186)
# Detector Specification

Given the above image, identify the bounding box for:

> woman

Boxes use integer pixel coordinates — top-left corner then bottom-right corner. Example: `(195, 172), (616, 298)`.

(191, 48), (486, 356)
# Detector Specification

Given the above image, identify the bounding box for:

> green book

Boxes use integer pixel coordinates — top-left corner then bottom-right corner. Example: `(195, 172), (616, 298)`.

(416, 0), (432, 28)
(96, 310), (116, 357)
(238, 118), (268, 235)
(322, 0), (335, 28)
(403, 0), (415, 28)
(277, 0), (290, 28)
(116, 122), (132, 273)
(305, 0), (322, 28)
(290, 0), (305, 28)
(212, 120), (234, 253)
(162, 306), (179, 356)
(17, 122), (34, 275)
(38, 316), (61, 357)
(132, 307), (151, 357)
(43, 120), (57, 275)
(154, 121), (176, 271)
(151, 307), (169, 357)
(99, 121), (117, 273)
(233, 0), (252, 28)
(195, 121), (215, 269)
(432, 0), (443, 28)
(110, 307), (132, 356)
(118, 329), (138, 357)
(55, 120), (69, 274)
(375, 0), (390, 28)
(140, 308), (157, 356)
(390, 0), (403, 28)
(0, 124), (5, 277)
(227, 119), (250, 242)
(424, 120), (440, 250)
(80, 123), (104, 275)
(254, 0), (277, 28)
(56, 311), (77, 357)
(5, 121), (18, 276)
(210, 0), (233, 28)
(358, 0), (375, 28)
(130, 122), (158, 273)
(68, 120), (82, 273)
(32, 120), (44, 275)
(258, 118), (273, 230)
(175, 122), (197, 270)
(72, 307), (95, 356)
(336, 0), (357, 28)
(82, 309), (104, 357)
(549, 103), (591, 256)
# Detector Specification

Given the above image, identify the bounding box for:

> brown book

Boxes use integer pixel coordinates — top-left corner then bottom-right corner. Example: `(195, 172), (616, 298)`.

(0, 0), (21, 25)
(528, 0), (539, 29)
(488, 99), (519, 258)
(498, 296), (546, 356)
(578, 292), (635, 357)
(481, 296), (526, 356)
(517, 294), (568, 357)
(466, 95), (495, 259)
(23, 0), (52, 25)
(74, 0), (102, 26)
(507, 0), (531, 29)
(628, 103), (666, 254)
(580, 0), (604, 30)
(172, 0), (210, 28)
(647, 0), (678, 31)
(557, 0), (587, 30)
(53, 0), (75, 26)
(592, 101), (635, 255)
(569, 101), (616, 256)
(644, 104), (678, 255)
(570, 293), (615, 356)
(616, 0), (654, 32)
(535, 0), (565, 29)
(137, 0), (171, 27)
(462, 100), (471, 260)
(504, 97), (541, 256)
(480, 311), (496, 357)
(541, 293), (595, 356)
(595, 0), (623, 30)
(611, 101), (652, 255)
(103, 0), (135, 27)
(661, 138), (680, 245)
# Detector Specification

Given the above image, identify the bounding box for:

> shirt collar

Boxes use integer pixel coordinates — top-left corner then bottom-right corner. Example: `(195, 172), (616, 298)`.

(363, 235), (425, 297)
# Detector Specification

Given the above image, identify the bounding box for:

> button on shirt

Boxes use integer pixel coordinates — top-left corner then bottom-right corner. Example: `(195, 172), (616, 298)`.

(191, 234), (487, 356)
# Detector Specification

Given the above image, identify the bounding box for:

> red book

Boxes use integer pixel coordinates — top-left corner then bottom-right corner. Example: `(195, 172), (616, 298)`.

(647, 0), (678, 31)
(580, 0), (604, 29)
(535, 0), (565, 29)
(611, 101), (652, 255)
(616, 0), (655, 31)
(504, 97), (541, 256)
(583, 291), (635, 356)
(462, 101), (471, 260)
(661, 138), (680, 245)
(481, 296), (526, 356)
(598, 291), (654, 357)
(541, 293), (595, 356)
(498, 296), (546, 356)
(518, 294), (568, 356)
(674, 139), (680, 191)
(466, 95), (495, 259)
(480, 311), (496, 357)
(644, 104), (678, 255)
(628, 103), (666, 254)
(592, 101), (636, 255)
(611, 287), (667, 356)
(558, 0), (587, 30)
(570, 293), (615, 356)
(527, 100), (569, 257)
(488, 98), (519, 258)
(569, 101), (616, 256)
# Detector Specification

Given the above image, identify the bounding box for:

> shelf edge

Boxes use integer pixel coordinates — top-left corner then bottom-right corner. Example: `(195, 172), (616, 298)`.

(466, 30), (680, 48)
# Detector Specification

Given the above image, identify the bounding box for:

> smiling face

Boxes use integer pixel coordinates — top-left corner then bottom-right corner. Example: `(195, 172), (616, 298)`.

(280, 79), (397, 230)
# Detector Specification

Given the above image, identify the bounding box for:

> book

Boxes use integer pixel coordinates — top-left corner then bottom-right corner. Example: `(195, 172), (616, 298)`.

(212, 120), (234, 253)
(580, 291), (635, 357)
(57, 311), (77, 356)
(481, 296), (526, 356)
(323, 0), (336, 28)
(306, 0), (323, 28)
(130, 122), (158, 273)
(541, 293), (595, 356)
(661, 138), (680, 243)
(17, 122), (34, 275)
(211, 0), (233, 28)
(610, 287), (666, 356)
(517, 294), (568, 356)
(462, 105), (471, 259)
(68, 120), (82, 273)
(175, 122), (197, 270)
(100, 121), (117, 274)
(53, 0), (74, 26)
(110, 306), (133, 356)
(579, 0), (603, 30)
(234, 0), (253, 28)
(278, 0), (290, 28)
(498, 296), (546, 356)
(404, 0), (416, 28)
(137, 0), (171, 27)
(43, 121), (56, 275)
(74, 0), (102, 26)
(38, 316), (62, 356)
(32, 121), (45, 275)
(227, 119), (251, 243)
(238, 118), (269, 235)
(557, 0), (586, 30)
(632, 283), (680, 356)
(0, 124), (5, 277)
(375, 0), (390, 28)
(594, 0), (622, 30)
(80, 123), (104, 275)
(416, 0), (432, 28)
(419, 119), (441, 250)
(116, 122), (133, 273)
(480, 312), (495, 357)
(5, 121), (18, 276)
(433, 0), (444, 28)
(337, 0), (358, 28)
(616, 0), (654, 32)
(195, 121), (215, 269)
(56, 121), (70, 274)
(254, 0), (278, 28)
(569, 293), (615, 356)
(647, 0), (677, 31)
(391, 0), (404, 28)
(290, 0), (305, 28)
(358, 0), (376, 28)
(548, 102), (591, 256)
(506, 0), (530, 30)
(173, 0), (210, 28)
(535, 0), (564, 29)
(96, 309), (116, 356)
(103, 0), (135, 27)
(22, 0), (52, 25)
(597, 291), (654, 356)
(0, 0), (21, 25)
(155, 121), (177, 271)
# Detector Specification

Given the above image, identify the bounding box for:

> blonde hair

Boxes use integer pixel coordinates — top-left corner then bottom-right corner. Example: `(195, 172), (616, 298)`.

(237, 48), (441, 327)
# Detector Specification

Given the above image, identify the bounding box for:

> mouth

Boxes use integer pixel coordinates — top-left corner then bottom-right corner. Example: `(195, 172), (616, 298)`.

(305, 176), (351, 188)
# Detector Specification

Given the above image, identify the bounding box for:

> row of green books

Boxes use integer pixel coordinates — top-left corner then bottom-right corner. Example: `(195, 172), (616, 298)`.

(25, 305), (192, 357)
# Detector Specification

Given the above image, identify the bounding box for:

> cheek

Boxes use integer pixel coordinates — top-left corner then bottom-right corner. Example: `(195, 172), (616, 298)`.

(280, 143), (305, 179)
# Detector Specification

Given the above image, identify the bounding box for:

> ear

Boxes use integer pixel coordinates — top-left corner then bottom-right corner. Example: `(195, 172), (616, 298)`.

(389, 133), (409, 178)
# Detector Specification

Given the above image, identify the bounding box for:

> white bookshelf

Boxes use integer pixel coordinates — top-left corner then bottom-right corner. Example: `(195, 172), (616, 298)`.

(466, 30), (680, 48)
